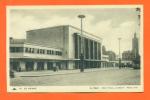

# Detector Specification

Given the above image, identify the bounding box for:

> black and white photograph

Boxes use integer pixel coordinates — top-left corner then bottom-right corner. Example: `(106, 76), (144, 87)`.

(7, 5), (143, 92)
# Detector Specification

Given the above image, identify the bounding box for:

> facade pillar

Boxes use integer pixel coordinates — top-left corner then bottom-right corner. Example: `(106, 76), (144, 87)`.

(53, 62), (56, 67)
(34, 62), (37, 71)
(113, 63), (116, 68)
(68, 61), (74, 69)
(101, 62), (103, 68)
(97, 42), (99, 60)
(83, 38), (86, 59)
(93, 41), (95, 60)
(77, 35), (80, 59)
(44, 62), (48, 70)
(78, 36), (81, 59)
(20, 61), (26, 71)
(61, 61), (66, 70)
(88, 39), (91, 59)
(95, 42), (97, 59)
(114, 63), (115, 67)
(99, 43), (101, 60)
(97, 43), (99, 60)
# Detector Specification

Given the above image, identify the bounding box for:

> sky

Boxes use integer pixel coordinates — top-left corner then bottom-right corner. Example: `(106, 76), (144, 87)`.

(8, 6), (141, 55)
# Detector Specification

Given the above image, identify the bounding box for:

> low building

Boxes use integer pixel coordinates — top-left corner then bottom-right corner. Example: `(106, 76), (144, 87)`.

(101, 55), (109, 67)
(106, 51), (116, 61)
(122, 50), (133, 61)
(101, 46), (117, 67)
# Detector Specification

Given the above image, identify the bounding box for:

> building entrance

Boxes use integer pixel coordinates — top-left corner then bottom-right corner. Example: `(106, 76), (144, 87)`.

(56, 62), (61, 70)
(25, 61), (34, 71)
(37, 62), (44, 70)
(47, 62), (53, 70)
(10, 61), (19, 71)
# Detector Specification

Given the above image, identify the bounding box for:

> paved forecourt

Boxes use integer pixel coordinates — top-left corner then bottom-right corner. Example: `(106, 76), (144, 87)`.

(10, 68), (141, 86)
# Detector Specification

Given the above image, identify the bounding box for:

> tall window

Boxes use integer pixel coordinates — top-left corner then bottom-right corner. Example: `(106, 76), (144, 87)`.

(74, 33), (79, 59)
(90, 40), (93, 59)
(85, 38), (89, 59)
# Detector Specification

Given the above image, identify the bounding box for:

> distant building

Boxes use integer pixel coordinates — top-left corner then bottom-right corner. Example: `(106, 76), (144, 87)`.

(102, 46), (116, 61)
(122, 50), (133, 61)
(132, 33), (139, 58)
(121, 33), (140, 68)
(101, 55), (109, 67)
(102, 45), (107, 55)
(132, 33), (140, 68)
(101, 46), (117, 67)
(106, 51), (116, 61)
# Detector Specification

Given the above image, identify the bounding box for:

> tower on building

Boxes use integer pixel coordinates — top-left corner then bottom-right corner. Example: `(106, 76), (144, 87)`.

(132, 32), (140, 69)
(132, 33), (139, 57)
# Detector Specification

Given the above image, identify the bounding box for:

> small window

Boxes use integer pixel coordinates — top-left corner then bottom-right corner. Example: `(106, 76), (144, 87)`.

(25, 48), (28, 52)
(43, 50), (45, 54)
(37, 49), (39, 53)
(40, 49), (42, 53)
(47, 50), (49, 54)
(29, 48), (32, 53)
(32, 48), (34, 53)
(55, 51), (57, 55)
(52, 51), (54, 55)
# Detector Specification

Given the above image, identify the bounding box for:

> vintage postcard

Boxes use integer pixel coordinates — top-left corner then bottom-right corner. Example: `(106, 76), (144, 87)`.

(7, 5), (144, 92)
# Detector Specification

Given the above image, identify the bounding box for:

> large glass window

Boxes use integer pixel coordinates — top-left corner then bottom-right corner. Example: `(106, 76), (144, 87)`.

(10, 47), (24, 53)
(10, 47), (15, 52)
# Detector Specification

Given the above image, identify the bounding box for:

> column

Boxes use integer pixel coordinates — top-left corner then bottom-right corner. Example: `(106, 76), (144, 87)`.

(113, 63), (115, 68)
(90, 40), (93, 59)
(93, 41), (95, 60)
(101, 62), (103, 68)
(77, 35), (80, 59)
(34, 62), (37, 71)
(95, 42), (97, 59)
(88, 39), (91, 59)
(44, 62), (48, 70)
(97, 42), (99, 60)
(75, 34), (79, 59)
(53, 62), (56, 67)
(85, 38), (88, 59)
(79, 36), (81, 59)
(83, 38), (86, 59)
(20, 61), (26, 71)
(98, 43), (100, 60)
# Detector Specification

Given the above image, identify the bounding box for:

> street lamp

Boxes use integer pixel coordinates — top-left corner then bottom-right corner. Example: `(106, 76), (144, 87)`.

(78, 15), (85, 72)
(118, 37), (121, 69)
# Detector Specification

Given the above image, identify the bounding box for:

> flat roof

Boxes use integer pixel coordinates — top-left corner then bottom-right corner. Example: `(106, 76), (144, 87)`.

(27, 25), (102, 41)
(69, 25), (102, 40)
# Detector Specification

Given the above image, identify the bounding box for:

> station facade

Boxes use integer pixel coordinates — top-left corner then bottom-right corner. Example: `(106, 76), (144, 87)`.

(9, 25), (102, 71)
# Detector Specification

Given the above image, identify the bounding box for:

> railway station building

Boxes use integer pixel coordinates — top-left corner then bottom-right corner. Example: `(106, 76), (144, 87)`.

(9, 25), (102, 71)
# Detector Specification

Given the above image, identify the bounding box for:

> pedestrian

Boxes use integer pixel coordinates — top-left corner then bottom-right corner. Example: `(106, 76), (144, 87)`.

(53, 65), (56, 72)
(56, 65), (59, 72)
(18, 67), (21, 72)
